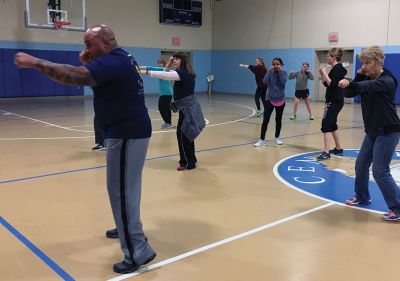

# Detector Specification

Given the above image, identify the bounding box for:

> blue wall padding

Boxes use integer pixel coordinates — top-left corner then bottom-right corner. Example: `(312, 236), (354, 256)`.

(0, 48), (83, 97)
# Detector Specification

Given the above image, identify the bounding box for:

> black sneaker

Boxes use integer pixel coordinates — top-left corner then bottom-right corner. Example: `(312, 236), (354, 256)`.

(329, 148), (344, 155)
(113, 253), (156, 274)
(92, 144), (106, 151)
(105, 228), (119, 239)
(316, 151), (330, 161)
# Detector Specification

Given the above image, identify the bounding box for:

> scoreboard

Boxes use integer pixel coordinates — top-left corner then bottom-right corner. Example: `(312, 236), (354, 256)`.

(159, 0), (202, 26)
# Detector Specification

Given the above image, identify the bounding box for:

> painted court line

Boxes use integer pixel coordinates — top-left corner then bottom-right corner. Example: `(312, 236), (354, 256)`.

(0, 109), (93, 133)
(0, 126), (365, 186)
(0, 216), (75, 281)
(107, 202), (334, 281)
(0, 100), (255, 141)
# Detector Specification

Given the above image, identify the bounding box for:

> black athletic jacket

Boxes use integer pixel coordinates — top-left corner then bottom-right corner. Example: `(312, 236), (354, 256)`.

(345, 68), (400, 136)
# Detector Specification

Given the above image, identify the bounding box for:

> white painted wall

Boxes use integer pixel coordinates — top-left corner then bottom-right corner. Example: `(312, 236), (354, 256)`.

(387, 0), (400, 45)
(86, 0), (212, 50)
(0, 0), (213, 50)
(1, 0), (399, 50)
(291, 0), (390, 48)
(212, 0), (292, 49)
(213, 0), (400, 49)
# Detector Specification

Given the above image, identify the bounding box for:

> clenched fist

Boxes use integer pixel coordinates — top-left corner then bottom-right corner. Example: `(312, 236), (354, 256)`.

(338, 79), (350, 88)
(14, 52), (37, 68)
(79, 49), (91, 64)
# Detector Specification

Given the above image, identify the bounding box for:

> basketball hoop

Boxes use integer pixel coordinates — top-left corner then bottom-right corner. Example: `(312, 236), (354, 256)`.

(53, 21), (71, 30)
(53, 21), (71, 38)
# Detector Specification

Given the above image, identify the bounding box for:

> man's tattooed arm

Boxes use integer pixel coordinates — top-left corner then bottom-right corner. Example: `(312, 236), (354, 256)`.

(34, 59), (97, 86)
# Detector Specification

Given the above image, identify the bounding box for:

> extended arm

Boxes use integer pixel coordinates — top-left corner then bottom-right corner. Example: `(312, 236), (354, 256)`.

(338, 71), (393, 97)
(140, 66), (164, 71)
(15, 52), (96, 86)
(142, 70), (181, 81)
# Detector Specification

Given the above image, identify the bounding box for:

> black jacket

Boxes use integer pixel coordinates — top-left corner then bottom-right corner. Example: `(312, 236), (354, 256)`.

(345, 68), (400, 136)
(324, 63), (347, 102)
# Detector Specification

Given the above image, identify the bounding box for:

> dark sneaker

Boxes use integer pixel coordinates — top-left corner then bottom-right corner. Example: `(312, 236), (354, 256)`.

(92, 144), (106, 151)
(105, 228), (119, 239)
(382, 211), (400, 222)
(329, 148), (344, 155)
(177, 165), (196, 171)
(316, 151), (330, 161)
(113, 253), (156, 274)
(344, 196), (372, 206)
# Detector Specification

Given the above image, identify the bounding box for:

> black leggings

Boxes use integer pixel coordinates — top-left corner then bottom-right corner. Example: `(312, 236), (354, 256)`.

(94, 115), (104, 145)
(260, 101), (285, 140)
(177, 111), (197, 169)
(255, 86), (267, 110)
(158, 95), (172, 124)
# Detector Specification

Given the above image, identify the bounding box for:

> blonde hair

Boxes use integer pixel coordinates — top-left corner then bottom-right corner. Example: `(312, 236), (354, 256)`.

(358, 46), (385, 65)
(157, 58), (167, 66)
(328, 47), (344, 62)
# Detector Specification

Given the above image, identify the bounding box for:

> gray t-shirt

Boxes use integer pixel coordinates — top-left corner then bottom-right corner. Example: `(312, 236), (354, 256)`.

(288, 71), (314, 91)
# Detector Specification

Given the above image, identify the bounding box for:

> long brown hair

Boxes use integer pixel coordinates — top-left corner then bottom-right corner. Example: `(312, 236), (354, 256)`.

(173, 52), (196, 77)
(257, 57), (267, 70)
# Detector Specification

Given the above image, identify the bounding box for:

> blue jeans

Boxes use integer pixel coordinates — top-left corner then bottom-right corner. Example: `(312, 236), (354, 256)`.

(355, 132), (400, 214)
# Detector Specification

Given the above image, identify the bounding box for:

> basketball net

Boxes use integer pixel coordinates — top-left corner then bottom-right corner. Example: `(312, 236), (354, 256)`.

(53, 21), (71, 38)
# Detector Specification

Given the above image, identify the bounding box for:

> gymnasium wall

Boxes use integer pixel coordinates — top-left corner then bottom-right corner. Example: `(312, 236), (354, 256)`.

(0, 0), (213, 97)
(0, 0), (213, 49)
(211, 0), (400, 97)
(2, 0), (400, 98)
(212, 48), (314, 98)
(212, 0), (400, 49)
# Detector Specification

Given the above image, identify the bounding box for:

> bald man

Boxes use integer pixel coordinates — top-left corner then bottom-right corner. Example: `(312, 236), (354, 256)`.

(14, 24), (156, 274)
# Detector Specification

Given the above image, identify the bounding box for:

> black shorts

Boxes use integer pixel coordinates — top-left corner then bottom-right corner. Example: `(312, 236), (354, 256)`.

(294, 89), (310, 100)
(321, 101), (344, 133)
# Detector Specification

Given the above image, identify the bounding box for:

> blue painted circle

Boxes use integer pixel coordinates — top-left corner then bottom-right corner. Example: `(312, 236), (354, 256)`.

(274, 149), (400, 213)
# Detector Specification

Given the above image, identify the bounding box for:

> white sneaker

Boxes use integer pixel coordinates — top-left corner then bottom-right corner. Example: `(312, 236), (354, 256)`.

(274, 138), (283, 145)
(256, 110), (263, 117)
(254, 140), (267, 147)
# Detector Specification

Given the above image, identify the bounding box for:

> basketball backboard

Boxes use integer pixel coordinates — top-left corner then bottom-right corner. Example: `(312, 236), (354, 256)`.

(25, 0), (87, 31)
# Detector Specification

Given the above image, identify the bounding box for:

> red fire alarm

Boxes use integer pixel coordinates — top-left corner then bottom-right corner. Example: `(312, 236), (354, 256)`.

(328, 32), (338, 42)
(172, 37), (181, 46)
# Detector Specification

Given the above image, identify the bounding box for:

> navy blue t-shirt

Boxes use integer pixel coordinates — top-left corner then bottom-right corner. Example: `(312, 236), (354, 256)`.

(173, 69), (195, 100)
(85, 48), (151, 139)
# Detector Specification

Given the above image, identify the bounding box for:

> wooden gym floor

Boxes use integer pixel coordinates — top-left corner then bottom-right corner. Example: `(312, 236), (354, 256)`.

(0, 93), (399, 281)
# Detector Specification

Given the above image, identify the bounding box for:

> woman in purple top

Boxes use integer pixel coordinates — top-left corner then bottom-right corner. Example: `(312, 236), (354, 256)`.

(239, 57), (268, 117)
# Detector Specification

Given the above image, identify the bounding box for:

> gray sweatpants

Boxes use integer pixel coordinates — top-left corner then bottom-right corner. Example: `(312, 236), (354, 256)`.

(105, 138), (155, 265)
